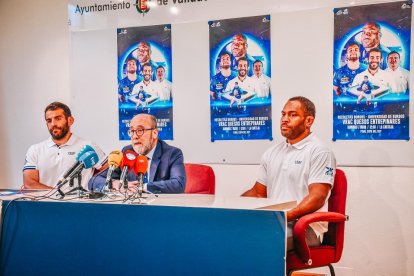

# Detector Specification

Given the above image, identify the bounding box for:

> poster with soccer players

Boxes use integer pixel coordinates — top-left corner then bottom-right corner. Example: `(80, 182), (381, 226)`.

(209, 15), (272, 141)
(117, 24), (173, 140)
(333, 1), (411, 140)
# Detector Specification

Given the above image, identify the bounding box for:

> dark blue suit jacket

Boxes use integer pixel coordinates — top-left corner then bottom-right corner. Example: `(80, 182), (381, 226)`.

(89, 140), (186, 193)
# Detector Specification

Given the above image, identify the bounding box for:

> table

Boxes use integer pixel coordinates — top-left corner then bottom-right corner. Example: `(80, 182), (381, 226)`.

(0, 193), (288, 275)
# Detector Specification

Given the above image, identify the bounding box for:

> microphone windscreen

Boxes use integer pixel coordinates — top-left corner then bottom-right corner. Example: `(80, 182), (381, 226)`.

(108, 150), (123, 168)
(134, 155), (148, 174)
(121, 150), (137, 171)
(79, 150), (99, 169)
(76, 145), (95, 161)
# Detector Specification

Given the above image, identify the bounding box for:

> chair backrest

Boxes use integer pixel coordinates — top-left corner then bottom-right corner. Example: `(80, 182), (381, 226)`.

(323, 168), (348, 261)
(184, 163), (216, 194)
(328, 169), (347, 214)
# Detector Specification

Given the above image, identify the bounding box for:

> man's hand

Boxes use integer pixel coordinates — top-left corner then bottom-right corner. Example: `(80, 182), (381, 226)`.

(111, 180), (139, 194)
(241, 182), (267, 198)
(286, 183), (331, 221)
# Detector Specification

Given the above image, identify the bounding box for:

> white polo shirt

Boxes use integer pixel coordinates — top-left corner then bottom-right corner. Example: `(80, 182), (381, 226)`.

(252, 74), (271, 98)
(352, 68), (391, 87)
(132, 80), (159, 97)
(155, 79), (172, 101)
(23, 134), (106, 190)
(225, 76), (258, 93)
(386, 67), (409, 93)
(257, 133), (336, 238)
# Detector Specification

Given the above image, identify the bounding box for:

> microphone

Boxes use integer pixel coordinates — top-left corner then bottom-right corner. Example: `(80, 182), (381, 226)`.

(58, 148), (99, 188)
(104, 150), (123, 190)
(79, 150), (100, 169)
(119, 150), (137, 190)
(56, 145), (96, 187)
(134, 155), (148, 197)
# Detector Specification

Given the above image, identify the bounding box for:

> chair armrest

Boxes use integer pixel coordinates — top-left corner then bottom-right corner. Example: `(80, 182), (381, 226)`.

(293, 212), (348, 264)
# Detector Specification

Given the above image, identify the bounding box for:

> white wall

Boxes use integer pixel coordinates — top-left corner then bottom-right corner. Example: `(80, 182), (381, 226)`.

(214, 164), (414, 276)
(0, 0), (413, 275)
(0, 0), (70, 187)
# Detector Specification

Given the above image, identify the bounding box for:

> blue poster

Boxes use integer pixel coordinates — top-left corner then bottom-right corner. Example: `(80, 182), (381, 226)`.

(333, 1), (411, 140)
(117, 24), (173, 140)
(209, 15), (272, 141)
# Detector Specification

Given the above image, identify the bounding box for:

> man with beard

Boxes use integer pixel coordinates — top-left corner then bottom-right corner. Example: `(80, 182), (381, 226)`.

(23, 102), (106, 190)
(385, 51), (410, 94)
(242, 96), (336, 251)
(136, 41), (157, 81)
(230, 33), (255, 76)
(210, 52), (236, 100)
(89, 114), (185, 194)
(118, 58), (139, 103)
(225, 58), (258, 94)
(359, 22), (390, 69)
(129, 63), (158, 103)
(333, 42), (367, 96)
(352, 48), (391, 89)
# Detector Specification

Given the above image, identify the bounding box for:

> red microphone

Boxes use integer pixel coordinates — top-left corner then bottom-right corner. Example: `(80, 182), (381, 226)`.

(134, 155), (148, 175)
(119, 150), (137, 190)
(134, 155), (148, 196)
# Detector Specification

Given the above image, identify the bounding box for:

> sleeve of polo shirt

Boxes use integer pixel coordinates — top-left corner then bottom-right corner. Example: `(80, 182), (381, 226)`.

(256, 150), (270, 186)
(23, 145), (38, 171)
(308, 150), (336, 186)
(90, 143), (106, 170)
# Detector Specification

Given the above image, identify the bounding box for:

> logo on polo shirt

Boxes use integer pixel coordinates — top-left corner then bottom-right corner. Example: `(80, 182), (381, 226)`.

(294, 160), (302, 164)
(325, 167), (334, 176)
(68, 152), (76, 155)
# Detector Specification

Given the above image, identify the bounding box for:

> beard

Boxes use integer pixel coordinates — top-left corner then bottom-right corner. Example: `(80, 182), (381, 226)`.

(348, 55), (359, 62)
(49, 124), (69, 140)
(132, 137), (154, 155)
(369, 62), (379, 70)
(280, 123), (306, 141)
(362, 38), (378, 49)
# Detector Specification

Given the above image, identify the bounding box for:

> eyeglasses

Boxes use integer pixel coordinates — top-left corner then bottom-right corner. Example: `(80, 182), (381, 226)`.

(128, 128), (154, 137)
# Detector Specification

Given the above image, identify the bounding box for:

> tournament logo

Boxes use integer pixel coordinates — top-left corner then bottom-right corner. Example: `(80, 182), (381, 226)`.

(135, 0), (150, 15)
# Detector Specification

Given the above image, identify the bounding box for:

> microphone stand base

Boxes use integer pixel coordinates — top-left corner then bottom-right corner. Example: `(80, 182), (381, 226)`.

(88, 192), (106, 199)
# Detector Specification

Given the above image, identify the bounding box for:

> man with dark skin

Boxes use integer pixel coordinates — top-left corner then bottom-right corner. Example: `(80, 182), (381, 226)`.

(242, 96), (336, 250)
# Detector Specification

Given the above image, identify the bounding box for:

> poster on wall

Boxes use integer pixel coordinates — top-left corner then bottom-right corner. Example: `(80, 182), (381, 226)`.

(333, 1), (411, 140)
(209, 15), (272, 141)
(117, 24), (173, 140)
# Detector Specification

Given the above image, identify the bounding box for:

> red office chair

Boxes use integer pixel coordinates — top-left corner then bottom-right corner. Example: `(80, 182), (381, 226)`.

(286, 169), (348, 276)
(184, 163), (215, 194)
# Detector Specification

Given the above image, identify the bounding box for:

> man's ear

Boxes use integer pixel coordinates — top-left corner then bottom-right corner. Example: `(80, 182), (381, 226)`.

(68, 116), (74, 127)
(305, 116), (314, 128)
(152, 128), (158, 139)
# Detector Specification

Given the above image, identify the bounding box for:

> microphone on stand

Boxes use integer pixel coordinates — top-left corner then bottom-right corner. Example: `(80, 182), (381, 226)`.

(134, 155), (148, 197)
(56, 148), (100, 197)
(119, 150), (137, 191)
(104, 150), (123, 190)
(56, 145), (95, 187)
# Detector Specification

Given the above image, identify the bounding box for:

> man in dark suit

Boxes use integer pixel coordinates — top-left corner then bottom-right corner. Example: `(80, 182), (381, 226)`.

(89, 114), (185, 194)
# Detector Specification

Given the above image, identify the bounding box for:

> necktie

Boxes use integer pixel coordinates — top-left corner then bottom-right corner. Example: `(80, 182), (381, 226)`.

(144, 156), (150, 183)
